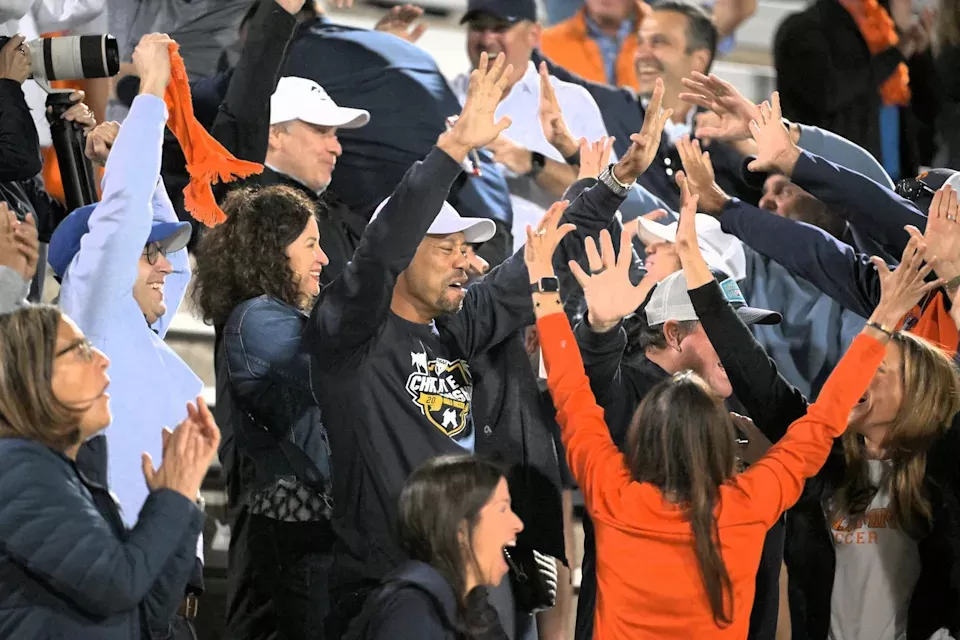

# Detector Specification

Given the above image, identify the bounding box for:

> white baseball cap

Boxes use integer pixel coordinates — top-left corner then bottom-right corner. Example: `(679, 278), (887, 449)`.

(270, 77), (371, 129)
(372, 198), (497, 244)
(636, 213), (747, 282)
(643, 270), (781, 327)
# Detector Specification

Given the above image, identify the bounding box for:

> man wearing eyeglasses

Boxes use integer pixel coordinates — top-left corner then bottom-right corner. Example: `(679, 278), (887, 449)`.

(46, 35), (205, 638)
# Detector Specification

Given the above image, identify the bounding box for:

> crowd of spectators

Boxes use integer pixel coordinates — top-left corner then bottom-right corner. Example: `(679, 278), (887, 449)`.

(0, 0), (959, 638)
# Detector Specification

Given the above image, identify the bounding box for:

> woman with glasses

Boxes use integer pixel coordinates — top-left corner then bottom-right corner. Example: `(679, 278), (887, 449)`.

(0, 305), (219, 639)
(191, 184), (334, 639)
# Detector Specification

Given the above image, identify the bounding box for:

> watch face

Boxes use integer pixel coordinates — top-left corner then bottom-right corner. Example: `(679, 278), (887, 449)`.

(541, 277), (560, 293)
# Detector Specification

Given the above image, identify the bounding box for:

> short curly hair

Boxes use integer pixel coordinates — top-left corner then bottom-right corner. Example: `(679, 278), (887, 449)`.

(192, 185), (318, 328)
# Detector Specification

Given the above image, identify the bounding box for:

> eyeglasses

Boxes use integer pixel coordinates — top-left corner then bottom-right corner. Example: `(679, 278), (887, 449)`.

(56, 338), (96, 362)
(895, 176), (937, 202)
(142, 242), (168, 266)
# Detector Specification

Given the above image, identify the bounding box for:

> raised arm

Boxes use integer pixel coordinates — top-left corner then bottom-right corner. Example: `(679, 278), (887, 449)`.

(304, 52), (513, 368)
(673, 174), (808, 441)
(729, 236), (943, 528)
(210, 0), (300, 162)
(60, 37), (173, 340)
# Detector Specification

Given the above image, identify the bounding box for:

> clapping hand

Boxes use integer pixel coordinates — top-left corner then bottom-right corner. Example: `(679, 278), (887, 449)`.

(441, 52), (513, 162)
(0, 204), (38, 282)
(84, 121), (120, 167)
(613, 78), (672, 184)
(525, 200), (576, 281)
(570, 227), (651, 333)
(142, 397), (221, 501)
(906, 185), (960, 285)
(577, 136), (616, 180)
(676, 136), (729, 215)
(746, 92), (801, 176)
(538, 62), (578, 158)
(680, 72), (760, 143)
(869, 237), (943, 330)
(374, 4), (427, 43)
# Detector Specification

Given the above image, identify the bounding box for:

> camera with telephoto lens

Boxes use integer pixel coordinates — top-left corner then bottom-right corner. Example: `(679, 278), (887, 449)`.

(0, 34), (119, 82)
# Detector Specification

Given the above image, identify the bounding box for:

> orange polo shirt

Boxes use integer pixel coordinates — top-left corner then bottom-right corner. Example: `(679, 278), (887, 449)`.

(540, 9), (639, 90)
(538, 312), (885, 639)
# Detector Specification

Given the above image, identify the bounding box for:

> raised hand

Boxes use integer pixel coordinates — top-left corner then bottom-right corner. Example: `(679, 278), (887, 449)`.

(0, 35), (31, 84)
(440, 52), (513, 162)
(374, 4), (427, 43)
(676, 136), (729, 215)
(486, 134), (534, 175)
(870, 236), (943, 329)
(577, 136), (616, 180)
(84, 121), (120, 166)
(538, 62), (578, 158)
(907, 185), (960, 285)
(680, 72), (760, 143)
(613, 78), (672, 184)
(132, 33), (175, 98)
(746, 92), (801, 176)
(525, 200), (576, 281)
(570, 227), (651, 332)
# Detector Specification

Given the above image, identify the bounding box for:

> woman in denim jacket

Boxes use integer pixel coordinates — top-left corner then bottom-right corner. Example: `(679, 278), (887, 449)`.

(192, 184), (334, 639)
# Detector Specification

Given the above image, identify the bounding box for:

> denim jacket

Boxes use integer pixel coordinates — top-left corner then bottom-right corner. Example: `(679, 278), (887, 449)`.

(215, 295), (333, 517)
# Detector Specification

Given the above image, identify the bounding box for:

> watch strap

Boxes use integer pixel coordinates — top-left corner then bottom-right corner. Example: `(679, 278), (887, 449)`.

(599, 164), (632, 196)
(527, 151), (546, 179)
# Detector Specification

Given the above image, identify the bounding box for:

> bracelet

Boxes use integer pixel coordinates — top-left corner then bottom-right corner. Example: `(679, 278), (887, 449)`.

(866, 321), (896, 337)
(598, 165), (633, 197)
(564, 149), (581, 166)
(526, 151), (546, 179)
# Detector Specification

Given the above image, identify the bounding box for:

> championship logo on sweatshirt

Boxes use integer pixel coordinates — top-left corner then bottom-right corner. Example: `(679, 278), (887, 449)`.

(406, 350), (473, 437)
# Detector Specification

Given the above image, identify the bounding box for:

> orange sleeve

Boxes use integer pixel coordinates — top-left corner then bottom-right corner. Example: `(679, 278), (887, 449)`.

(728, 333), (886, 527)
(538, 312), (633, 517)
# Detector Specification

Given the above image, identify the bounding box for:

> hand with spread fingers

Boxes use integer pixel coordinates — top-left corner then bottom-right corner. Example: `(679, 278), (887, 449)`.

(525, 200), (576, 282)
(612, 78), (672, 184)
(374, 4), (427, 43)
(570, 227), (651, 333)
(906, 185), (960, 286)
(746, 92), (801, 176)
(577, 135), (616, 180)
(869, 237), (943, 330)
(679, 72), (761, 143)
(675, 136), (730, 215)
(440, 52), (513, 162)
(538, 62), (579, 159)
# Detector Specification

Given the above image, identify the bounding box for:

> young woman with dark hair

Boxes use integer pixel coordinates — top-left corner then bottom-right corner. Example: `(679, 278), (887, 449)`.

(346, 455), (524, 639)
(0, 305), (218, 638)
(191, 184), (334, 638)
(531, 181), (943, 638)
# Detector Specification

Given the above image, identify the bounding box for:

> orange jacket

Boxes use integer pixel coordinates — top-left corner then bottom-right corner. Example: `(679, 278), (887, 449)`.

(540, 9), (639, 90)
(538, 312), (885, 639)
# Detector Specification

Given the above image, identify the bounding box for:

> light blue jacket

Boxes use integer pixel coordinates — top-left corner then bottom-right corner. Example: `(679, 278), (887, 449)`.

(58, 94), (202, 527)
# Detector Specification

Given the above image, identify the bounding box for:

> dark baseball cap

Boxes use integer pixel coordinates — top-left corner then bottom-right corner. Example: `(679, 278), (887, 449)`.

(461, 0), (537, 25)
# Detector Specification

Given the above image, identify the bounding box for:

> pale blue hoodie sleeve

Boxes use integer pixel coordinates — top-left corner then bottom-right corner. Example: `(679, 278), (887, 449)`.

(149, 180), (191, 339)
(60, 94), (167, 339)
(797, 124), (895, 190)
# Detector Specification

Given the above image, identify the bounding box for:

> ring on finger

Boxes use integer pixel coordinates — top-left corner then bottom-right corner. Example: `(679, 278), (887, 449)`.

(590, 267), (606, 275)
(535, 229), (546, 236)
(948, 215), (957, 222)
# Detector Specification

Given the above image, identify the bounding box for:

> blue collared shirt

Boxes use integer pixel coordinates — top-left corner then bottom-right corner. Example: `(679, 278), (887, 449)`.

(584, 13), (635, 85)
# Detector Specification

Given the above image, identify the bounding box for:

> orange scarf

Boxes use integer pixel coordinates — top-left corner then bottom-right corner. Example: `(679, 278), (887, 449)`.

(838, 0), (911, 107)
(904, 292), (959, 356)
(163, 43), (262, 226)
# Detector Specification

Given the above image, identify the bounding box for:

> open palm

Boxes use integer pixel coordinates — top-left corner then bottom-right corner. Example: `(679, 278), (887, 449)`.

(908, 185), (960, 282)
(454, 52), (514, 150)
(680, 72), (760, 142)
(570, 228), (651, 331)
(746, 92), (798, 175)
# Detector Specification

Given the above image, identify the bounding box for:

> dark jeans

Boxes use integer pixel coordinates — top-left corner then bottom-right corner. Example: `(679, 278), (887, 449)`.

(225, 508), (335, 640)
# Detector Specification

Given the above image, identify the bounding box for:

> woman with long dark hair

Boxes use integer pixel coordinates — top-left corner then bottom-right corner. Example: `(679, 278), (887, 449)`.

(191, 184), (334, 638)
(0, 305), (218, 639)
(530, 182), (944, 637)
(346, 455), (524, 639)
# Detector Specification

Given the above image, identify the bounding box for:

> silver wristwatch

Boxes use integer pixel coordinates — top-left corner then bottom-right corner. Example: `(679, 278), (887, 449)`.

(599, 164), (634, 197)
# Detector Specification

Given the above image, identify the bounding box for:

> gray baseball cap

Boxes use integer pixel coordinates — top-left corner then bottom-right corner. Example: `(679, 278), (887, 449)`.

(644, 270), (781, 327)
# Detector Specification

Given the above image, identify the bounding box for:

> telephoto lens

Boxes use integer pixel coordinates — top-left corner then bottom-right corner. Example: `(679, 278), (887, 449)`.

(0, 34), (119, 82)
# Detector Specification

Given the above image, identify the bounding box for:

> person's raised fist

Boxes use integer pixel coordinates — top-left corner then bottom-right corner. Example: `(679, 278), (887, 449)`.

(132, 33), (175, 98)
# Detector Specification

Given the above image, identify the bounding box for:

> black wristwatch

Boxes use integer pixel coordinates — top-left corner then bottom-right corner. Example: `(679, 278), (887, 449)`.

(529, 276), (560, 294)
(527, 151), (546, 179)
